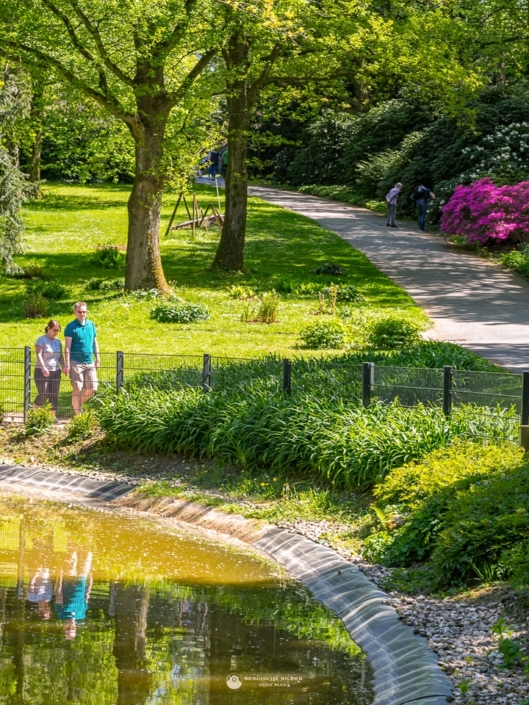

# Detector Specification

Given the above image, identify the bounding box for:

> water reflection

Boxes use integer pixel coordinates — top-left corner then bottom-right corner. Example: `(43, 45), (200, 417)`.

(0, 497), (373, 704)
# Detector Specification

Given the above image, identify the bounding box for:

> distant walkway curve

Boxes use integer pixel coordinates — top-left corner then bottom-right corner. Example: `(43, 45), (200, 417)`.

(250, 185), (529, 371)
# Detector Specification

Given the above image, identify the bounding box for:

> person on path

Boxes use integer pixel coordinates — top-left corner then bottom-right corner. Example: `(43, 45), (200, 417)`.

(63, 302), (100, 416)
(220, 147), (228, 177)
(208, 150), (219, 179)
(34, 319), (64, 416)
(413, 184), (436, 231)
(385, 182), (402, 227)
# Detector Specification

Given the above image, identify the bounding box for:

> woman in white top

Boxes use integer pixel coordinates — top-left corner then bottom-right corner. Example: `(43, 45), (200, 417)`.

(34, 319), (64, 415)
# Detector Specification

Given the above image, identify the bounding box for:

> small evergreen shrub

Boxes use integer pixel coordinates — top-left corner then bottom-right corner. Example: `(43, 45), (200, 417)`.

(23, 293), (49, 319)
(150, 300), (210, 324)
(26, 279), (69, 300)
(24, 403), (55, 436)
(90, 243), (124, 269)
(66, 411), (99, 442)
(299, 321), (347, 349)
(367, 318), (421, 349)
(86, 277), (124, 291)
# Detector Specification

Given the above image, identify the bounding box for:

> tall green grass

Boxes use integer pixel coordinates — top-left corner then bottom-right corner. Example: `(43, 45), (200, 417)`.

(95, 379), (517, 489)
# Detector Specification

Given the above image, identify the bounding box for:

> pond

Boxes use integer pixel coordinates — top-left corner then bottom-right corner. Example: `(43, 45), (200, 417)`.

(0, 496), (373, 704)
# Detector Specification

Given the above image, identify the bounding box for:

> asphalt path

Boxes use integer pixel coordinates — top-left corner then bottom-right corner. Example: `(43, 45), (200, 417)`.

(246, 184), (529, 371)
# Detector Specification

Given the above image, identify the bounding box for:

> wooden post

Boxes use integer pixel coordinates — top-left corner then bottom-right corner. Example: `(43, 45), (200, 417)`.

(163, 193), (182, 237)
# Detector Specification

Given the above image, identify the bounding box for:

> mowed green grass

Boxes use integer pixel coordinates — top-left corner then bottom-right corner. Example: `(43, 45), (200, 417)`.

(0, 182), (427, 357)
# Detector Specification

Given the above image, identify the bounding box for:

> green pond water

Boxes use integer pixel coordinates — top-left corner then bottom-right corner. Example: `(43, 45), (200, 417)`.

(0, 496), (373, 704)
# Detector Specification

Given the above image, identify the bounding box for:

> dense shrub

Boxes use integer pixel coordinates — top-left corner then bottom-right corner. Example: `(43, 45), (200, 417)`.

(280, 111), (355, 186)
(90, 243), (124, 269)
(66, 410), (99, 442)
(500, 247), (529, 278)
(26, 279), (69, 300)
(299, 321), (348, 349)
(440, 178), (529, 244)
(367, 318), (421, 350)
(150, 300), (210, 324)
(364, 442), (529, 588)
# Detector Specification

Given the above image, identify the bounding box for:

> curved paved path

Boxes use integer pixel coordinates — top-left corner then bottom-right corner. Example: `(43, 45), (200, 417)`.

(250, 185), (529, 371)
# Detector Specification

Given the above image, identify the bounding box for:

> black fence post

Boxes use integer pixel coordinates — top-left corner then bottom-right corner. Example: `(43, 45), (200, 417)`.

(23, 346), (31, 421)
(116, 351), (124, 392)
(362, 362), (374, 408)
(283, 358), (292, 395)
(520, 371), (529, 452)
(202, 354), (211, 393)
(443, 366), (453, 417)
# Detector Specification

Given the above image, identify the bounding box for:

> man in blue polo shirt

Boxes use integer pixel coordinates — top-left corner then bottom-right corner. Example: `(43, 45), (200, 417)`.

(63, 302), (100, 415)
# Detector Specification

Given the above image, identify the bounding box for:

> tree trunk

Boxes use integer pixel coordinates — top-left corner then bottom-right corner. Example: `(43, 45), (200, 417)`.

(28, 76), (45, 184)
(126, 120), (171, 293)
(212, 38), (250, 271)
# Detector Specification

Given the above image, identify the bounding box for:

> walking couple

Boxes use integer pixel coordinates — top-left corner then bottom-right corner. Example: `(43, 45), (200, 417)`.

(34, 302), (100, 417)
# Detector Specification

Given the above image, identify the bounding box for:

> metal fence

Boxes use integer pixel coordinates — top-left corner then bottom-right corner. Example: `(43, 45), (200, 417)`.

(1, 348), (528, 447)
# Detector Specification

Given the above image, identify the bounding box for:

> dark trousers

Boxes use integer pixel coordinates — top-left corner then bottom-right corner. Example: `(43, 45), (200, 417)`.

(417, 199), (428, 230)
(34, 368), (61, 412)
(386, 203), (397, 226)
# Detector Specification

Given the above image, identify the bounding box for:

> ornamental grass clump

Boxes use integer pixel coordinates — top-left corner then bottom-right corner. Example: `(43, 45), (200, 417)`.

(440, 178), (529, 244)
(95, 377), (518, 491)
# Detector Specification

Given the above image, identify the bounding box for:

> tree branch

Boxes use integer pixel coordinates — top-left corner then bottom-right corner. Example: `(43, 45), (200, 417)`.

(155, 0), (198, 60)
(247, 43), (281, 108)
(0, 39), (137, 127)
(169, 49), (217, 102)
(67, 0), (136, 87)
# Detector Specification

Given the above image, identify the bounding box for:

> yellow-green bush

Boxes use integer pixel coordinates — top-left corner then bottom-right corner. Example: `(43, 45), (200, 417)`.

(364, 442), (529, 588)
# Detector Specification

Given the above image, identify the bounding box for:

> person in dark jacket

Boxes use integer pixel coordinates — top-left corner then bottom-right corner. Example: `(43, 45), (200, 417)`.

(413, 184), (436, 231)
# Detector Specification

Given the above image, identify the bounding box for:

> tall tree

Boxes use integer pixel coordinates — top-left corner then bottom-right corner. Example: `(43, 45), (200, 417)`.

(212, 0), (402, 270)
(0, 65), (32, 273)
(1, 0), (219, 291)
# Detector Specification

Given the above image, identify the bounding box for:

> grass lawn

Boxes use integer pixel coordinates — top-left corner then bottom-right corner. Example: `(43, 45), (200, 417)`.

(1, 182), (427, 357)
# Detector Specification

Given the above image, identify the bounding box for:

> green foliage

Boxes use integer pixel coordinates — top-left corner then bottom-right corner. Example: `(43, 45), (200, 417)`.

(66, 410), (99, 443)
(86, 277), (124, 292)
(367, 317), (421, 350)
(226, 284), (255, 299)
(337, 284), (363, 303)
(150, 300), (210, 324)
(310, 263), (344, 276)
(256, 291), (280, 323)
(10, 264), (47, 279)
(95, 371), (518, 492)
(298, 185), (387, 213)
(26, 279), (69, 300)
(24, 402), (54, 435)
(299, 321), (347, 349)
(368, 442), (529, 588)
(90, 243), (124, 269)
(0, 68), (33, 273)
(23, 292), (49, 318)
(500, 246), (529, 278)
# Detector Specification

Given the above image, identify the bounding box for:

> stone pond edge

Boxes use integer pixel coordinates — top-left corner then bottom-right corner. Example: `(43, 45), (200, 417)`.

(0, 464), (453, 705)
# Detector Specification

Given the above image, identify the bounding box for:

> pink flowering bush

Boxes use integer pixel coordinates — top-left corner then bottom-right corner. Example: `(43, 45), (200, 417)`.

(440, 178), (529, 244)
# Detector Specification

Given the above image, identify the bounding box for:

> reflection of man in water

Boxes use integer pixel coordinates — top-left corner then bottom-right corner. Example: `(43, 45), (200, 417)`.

(27, 567), (53, 620)
(55, 550), (93, 639)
